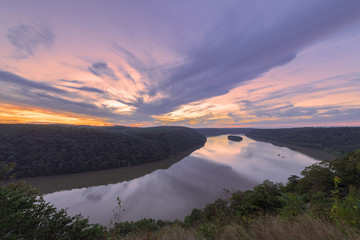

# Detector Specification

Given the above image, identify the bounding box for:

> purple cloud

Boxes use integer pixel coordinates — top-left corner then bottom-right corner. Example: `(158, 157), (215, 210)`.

(59, 79), (84, 84)
(127, 0), (360, 115)
(0, 70), (66, 94)
(0, 70), (153, 123)
(7, 23), (55, 59)
(64, 85), (105, 94)
(88, 62), (117, 80)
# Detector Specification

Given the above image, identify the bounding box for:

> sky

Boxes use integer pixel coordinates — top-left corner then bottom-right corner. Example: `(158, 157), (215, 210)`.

(0, 0), (360, 128)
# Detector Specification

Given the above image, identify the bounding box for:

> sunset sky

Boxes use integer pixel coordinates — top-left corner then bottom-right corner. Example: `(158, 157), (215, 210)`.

(1, 0), (360, 127)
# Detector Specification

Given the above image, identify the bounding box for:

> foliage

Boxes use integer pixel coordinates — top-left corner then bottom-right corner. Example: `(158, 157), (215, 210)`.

(330, 178), (360, 229)
(115, 197), (126, 219)
(0, 162), (15, 180)
(198, 223), (218, 240)
(278, 192), (306, 219)
(231, 180), (284, 217)
(309, 191), (332, 218)
(283, 174), (300, 192)
(0, 181), (106, 240)
(296, 161), (334, 196)
(184, 209), (203, 226)
(110, 218), (168, 238)
(330, 150), (360, 190)
(290, 150), (360, 199)
(0, 124), (206, 178)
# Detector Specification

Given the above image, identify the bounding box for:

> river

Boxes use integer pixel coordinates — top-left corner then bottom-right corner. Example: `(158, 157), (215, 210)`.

(37, 135), (327, 225)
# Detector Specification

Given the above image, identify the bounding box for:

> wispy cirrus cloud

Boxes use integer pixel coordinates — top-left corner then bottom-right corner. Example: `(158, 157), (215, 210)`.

(0, 70), (100, 116)
(229, 72), (360, 126)
(59, 79), (84, 84)
(0, 70), (154, 124)
(64, 85), (105, 94)
(0, 70), (66, 94)
(229, 107), (360, 128)
(7, 23), (55, 59)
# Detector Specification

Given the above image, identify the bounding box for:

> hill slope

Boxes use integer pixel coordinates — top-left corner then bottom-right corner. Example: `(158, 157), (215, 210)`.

(0, 124), (206, 178)
(246, 127), (360, 156)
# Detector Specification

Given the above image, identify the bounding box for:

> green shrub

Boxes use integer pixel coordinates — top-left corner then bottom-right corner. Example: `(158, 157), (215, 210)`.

(0, 181), (105, 240)
(279, 192), (306, 218)
(331, 177), (360, 229)
(199, 223), (218, 240)
(297, 161), (334, 196)
(235, 180), (284, 216)
(111, 218), (166, 237)
(330, 150), (360, 192)
(184, 208), (203, 226)
(309, 191), (332, 219)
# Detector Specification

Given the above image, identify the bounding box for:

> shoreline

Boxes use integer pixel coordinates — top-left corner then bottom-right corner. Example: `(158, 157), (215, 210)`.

(4, 146), (203, 194)
(246, 136), (337, 161)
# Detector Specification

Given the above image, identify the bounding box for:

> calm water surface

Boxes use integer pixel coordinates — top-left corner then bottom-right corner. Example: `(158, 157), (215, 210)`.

(44, 135), (317, 225)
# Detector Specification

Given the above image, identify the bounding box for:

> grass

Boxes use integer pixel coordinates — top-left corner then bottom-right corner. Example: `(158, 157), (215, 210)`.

(110, 214), (360, 240)
(111, 224), (201, 240)
(242, 215), (359, 240)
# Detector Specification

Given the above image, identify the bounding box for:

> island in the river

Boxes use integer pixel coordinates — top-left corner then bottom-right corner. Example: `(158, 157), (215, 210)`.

(195, 127), (252, 137)
(227, 135), (243, 142)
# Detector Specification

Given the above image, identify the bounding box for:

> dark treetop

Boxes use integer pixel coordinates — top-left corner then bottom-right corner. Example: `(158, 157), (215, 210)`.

(0, 124), (206, 178)
(227, 135), (243, 142)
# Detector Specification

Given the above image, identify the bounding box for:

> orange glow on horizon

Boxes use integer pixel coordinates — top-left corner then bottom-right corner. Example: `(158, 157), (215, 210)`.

(0, 103), (113, 126)
(128, 122), (153, 128)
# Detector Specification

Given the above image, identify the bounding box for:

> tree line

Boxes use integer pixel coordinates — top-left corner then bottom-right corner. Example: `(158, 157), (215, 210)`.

(246, 127), (360, 156)
(0, 124), (206, 178)
(195, 128), (253, 137)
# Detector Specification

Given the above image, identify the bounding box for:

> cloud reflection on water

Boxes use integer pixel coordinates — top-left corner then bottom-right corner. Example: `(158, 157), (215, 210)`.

(45, 135), (316, 224)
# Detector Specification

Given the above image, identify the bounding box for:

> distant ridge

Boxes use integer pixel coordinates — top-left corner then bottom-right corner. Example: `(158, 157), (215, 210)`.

(246, 127), (360, 156)
(194, 128), (253, 137)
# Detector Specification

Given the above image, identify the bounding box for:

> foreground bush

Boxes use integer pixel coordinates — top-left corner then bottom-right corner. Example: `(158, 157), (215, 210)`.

(0, 181), (106, 240)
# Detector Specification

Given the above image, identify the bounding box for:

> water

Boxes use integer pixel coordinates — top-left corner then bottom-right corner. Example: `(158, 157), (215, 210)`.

(43, 135), (317, 225)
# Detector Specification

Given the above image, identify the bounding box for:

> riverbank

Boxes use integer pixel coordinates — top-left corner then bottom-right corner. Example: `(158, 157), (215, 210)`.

(246, 136), (337, 161)
(0, 124), (206, 178)
(13, 147), (201, 194)
(245, 127), (360, 158)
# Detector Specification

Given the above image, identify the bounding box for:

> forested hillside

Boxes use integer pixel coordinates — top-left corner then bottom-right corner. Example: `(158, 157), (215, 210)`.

(246, 127), (360, 156)
(0, 124), (206, 178)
